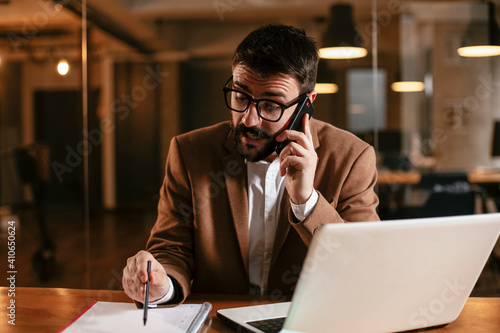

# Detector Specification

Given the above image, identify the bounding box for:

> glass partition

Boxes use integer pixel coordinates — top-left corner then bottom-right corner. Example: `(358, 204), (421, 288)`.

(0, 0), (498, 296)
(0, 1), (88, 286)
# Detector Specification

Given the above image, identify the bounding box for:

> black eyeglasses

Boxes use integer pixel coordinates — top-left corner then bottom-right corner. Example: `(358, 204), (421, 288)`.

(222, 76), (307, 122)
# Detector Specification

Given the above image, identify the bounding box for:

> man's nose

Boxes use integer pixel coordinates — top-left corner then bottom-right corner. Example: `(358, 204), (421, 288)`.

(242, 102), (262, 128)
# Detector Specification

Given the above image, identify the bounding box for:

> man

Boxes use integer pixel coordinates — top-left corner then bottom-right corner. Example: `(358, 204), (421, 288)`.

(122, 24), (379, 306)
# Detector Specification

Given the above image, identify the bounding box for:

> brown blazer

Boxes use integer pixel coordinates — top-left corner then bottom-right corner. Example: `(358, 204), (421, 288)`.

(146, 119), (379, 304)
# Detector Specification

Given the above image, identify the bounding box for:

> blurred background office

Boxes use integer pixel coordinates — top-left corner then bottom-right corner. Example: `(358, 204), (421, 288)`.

(0, 0), (499, 295)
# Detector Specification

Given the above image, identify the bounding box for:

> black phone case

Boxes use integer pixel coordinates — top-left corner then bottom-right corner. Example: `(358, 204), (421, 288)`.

(275, 96), (314, 156)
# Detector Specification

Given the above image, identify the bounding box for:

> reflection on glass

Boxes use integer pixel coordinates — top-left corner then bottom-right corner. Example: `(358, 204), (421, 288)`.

(347, 68), (386, 133)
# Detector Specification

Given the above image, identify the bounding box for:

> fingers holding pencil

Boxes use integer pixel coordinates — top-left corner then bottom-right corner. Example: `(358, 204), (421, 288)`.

(122, 250), (171, 304)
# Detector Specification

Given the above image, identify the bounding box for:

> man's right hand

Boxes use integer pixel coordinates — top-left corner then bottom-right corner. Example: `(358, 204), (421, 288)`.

(122, 250), (171, 303)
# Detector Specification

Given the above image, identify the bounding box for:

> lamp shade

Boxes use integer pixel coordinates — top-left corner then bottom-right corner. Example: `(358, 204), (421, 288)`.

(319, 4), (367, 59)
(391, 70), (425, 93)
(315, 60), (338, 94)
(458, 1), (500, 57)
(391, 81), (425, 92)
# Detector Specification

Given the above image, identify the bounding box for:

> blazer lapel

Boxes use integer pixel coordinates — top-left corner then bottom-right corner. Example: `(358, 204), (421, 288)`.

(271, 190), (291, 267)
(223, 137), (249, 274)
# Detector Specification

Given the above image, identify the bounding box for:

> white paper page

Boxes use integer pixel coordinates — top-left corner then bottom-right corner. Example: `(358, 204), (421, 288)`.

(61, 301), (203, 333)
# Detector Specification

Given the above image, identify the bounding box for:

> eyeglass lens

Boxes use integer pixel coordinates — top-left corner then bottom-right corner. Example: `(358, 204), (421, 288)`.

(226, 90), (283, 121)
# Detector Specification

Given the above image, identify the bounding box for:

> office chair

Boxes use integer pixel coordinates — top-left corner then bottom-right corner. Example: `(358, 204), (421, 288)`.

(418, 173), (475, 218)
(14, 145), (56, 282)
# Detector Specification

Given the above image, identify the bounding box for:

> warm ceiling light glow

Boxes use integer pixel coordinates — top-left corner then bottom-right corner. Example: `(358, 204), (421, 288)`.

(315, 83), (339, 94)
(319, 47), (368, 59)
(457, 45), (500, 57)
(391, 81), (425, 92)
(320, 4), (367, 60)
(458, 2), (500, 58)
(57, 59), (69, 75)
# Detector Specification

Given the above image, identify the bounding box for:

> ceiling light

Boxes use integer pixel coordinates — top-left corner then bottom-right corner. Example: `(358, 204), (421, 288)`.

(319, 4), (367, 60)
(391, 69), (425, 93)
(57, 59), (69, 75)
(315, 60), (338, 94)
(458, 1), (500, 57)
(391, 81), (425, 92)
(315, 83), (339, 94)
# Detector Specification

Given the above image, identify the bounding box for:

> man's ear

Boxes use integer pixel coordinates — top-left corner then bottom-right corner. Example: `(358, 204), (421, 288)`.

(308, 90), (317, 103)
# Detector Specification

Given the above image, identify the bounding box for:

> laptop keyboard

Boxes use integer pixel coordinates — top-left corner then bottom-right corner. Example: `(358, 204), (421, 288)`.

(247, 317), (286, 333)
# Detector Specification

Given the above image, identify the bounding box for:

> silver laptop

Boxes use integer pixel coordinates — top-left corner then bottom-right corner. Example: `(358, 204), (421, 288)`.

(217, 213), (500, 333)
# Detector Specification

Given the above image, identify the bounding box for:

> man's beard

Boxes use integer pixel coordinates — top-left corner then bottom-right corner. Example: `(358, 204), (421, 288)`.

(231, 123), (277, 162)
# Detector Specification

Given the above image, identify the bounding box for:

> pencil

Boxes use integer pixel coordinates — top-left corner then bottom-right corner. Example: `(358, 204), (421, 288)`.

(143, 260), (151, 326)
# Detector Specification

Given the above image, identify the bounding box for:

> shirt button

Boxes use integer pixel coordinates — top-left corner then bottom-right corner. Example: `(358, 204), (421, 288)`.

(268, 215), (274, 221)
(265, 253), (272, 260)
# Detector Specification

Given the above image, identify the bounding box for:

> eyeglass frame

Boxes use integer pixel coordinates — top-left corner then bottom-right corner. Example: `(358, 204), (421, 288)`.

(222, 76), (309, 122)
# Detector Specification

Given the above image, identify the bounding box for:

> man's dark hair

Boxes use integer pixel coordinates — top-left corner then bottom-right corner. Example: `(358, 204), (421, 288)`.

(232, 24), (319, 94)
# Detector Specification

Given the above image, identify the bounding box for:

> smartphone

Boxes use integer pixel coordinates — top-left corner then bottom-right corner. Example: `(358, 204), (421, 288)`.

(275, 96), (314, 156)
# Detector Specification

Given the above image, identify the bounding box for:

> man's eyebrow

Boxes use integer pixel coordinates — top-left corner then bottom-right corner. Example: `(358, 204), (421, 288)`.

(233, 80), (286, 99)
(233, 80), (251, 94)
(262, 91), (285, 98)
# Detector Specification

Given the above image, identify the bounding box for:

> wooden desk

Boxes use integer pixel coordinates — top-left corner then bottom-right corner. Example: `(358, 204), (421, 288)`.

(377, 171), (422, 185)
(1, 287), (499, 332)
(377, 170), (500, 185)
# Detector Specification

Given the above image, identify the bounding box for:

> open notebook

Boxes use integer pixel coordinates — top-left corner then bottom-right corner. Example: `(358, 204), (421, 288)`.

(217, 213), (500, 333)
(60, 301), (211, 333)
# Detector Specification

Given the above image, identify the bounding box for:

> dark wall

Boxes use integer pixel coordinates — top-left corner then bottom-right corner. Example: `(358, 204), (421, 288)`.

(180, 58), (232, 133)
(34, 89), (101, 208)
(114, 62), (162, 208)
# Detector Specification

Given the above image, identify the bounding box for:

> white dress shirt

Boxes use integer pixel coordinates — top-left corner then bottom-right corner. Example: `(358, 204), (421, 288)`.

(247, 158), (285, 294)
(247, 158), (318, 294)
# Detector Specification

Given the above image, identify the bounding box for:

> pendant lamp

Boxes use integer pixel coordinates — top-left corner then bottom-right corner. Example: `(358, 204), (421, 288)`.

(391, 71), (425, 92)
(315, 60), (338, 94)
(319, 4), (367, 59)
(457, 1), (500, 57)
(391, 81), (425, 92)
